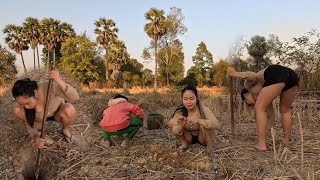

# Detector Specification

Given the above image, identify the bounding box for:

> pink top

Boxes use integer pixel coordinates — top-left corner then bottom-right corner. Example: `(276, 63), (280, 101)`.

(100, 98), (144, 132)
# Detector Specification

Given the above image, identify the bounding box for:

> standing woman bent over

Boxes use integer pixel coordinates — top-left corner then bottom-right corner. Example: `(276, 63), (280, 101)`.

(168, 85), (220, 152)
(228, 64), (299, 151)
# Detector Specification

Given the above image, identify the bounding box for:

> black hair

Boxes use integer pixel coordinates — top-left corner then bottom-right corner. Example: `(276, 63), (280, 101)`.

(182, 85), (199, 102)
(171, 85), (199, 118)
(12, 78), (38, 127)
(113, 94), (128, 101)
(240, 88), (250, 101)
(12, 78), (38, 98)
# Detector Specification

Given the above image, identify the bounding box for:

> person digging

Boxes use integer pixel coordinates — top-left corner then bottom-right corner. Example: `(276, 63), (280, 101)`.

(12, 69), (80, 149)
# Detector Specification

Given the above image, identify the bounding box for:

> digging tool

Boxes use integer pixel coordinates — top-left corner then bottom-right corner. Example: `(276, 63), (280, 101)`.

(197, 95), (219, 180)
(33, 58), (58, 179)
(229, 76), (235, 134)
(33, 78), (53, 179)
(25, 67), (55, 180)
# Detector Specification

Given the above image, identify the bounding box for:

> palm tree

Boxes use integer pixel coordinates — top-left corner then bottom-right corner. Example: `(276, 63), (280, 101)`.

(54, 22), (75, 67)
(144, 8), (167, 90)
(39, 18), (60, 70)
(94, 17), (118, 80)
(3, 24), (29, 74)
(22, 17), (40, 71)
(246, 35), (271, 71)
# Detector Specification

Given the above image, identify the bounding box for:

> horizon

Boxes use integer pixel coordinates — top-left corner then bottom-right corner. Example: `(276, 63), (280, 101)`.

(1, 0), (320, 75)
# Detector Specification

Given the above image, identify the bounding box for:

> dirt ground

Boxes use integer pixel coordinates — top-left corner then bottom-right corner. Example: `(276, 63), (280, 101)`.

(1, 72), (319, 180)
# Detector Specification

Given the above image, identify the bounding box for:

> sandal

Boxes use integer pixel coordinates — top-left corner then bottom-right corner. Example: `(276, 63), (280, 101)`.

(177, 145), (190, 152)
(62, 130), (77, 145)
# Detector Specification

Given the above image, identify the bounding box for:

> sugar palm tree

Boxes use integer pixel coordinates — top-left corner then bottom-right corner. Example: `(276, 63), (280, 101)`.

(54, 22), (75, 67)
(22, 17), (40, 70)
(39, 18), (60, 70)
(94, 17), (118, 80)
(144, 8), (167, 90)
(3, 24), (29, 74)
(246, 35), (270, 71)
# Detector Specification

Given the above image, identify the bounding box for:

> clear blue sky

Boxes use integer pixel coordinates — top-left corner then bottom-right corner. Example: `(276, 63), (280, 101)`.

(1, 0), (320, 74)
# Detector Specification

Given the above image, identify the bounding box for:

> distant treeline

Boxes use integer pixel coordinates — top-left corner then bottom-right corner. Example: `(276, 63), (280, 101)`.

(1, 8), (320, 90)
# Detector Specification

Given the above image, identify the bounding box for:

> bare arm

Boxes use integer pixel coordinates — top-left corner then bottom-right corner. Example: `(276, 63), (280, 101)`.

(227, 67), (258, 81)
(49, 70), (80, 102)
(188, 105), (220, 129)
(170, 111), (186, 135)
(202, 105), (220, 129)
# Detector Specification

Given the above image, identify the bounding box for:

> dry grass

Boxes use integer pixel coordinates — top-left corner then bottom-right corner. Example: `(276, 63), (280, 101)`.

(0, 87), (8, 97)
(0, 71), (319, 179)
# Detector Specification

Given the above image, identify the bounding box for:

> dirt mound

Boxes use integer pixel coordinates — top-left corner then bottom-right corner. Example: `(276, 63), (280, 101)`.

(1, 72), (319, 179)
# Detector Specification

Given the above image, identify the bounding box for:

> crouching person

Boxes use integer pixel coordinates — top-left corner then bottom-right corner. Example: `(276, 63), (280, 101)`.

(100, 94), (144, 147)
(168, 85), (220, 152)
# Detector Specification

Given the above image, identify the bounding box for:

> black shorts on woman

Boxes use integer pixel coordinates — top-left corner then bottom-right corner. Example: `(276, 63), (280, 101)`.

(263, 65), (299, 91)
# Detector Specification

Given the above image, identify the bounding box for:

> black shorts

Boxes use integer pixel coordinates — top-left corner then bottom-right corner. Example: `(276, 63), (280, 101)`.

(263, 65), (299, 91)
(47, 116), (55, 121)
(191, 135), (200, 144)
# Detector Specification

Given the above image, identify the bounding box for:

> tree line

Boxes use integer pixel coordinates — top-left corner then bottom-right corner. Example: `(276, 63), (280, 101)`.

(1, 7), (320, 90)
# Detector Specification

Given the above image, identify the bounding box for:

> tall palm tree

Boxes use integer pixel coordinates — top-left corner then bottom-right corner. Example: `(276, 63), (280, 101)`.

(3, 24), (29, 74)
(94, 17), (118, 80)
(54, 22), (75, 67)
(246, 35), (270, 71)
(39, 18), (60, 70)
(22, 17), (40, 71)
(144, 8), (167, 90)
(58, 22), (75, 42)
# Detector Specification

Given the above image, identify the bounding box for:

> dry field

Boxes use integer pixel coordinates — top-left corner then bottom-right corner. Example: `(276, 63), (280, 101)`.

(0, 70), (319, 179)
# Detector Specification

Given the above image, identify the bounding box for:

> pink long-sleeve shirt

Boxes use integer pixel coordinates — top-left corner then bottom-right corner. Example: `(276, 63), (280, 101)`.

(100, 98), (144, 132)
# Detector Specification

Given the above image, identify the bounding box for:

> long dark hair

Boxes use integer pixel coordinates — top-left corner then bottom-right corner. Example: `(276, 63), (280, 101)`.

(12, 78), (38, 127)
(240, 88), (249, 101)
(171, 85), (199, 117)
(113, 94), (128, 101)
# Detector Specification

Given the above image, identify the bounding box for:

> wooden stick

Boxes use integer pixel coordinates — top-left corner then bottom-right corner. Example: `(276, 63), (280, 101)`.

(183, 149), (206, 165)
(35, 79), (53, 180)
(197, 95), (219, 180)
(229, 76), (234, 134)
(271, 127), (278, 162)
(297, 113), (304, 168)
(292, 168), (304, 180)
(196, 163), (199, 180)
(35, 56), (56, 179)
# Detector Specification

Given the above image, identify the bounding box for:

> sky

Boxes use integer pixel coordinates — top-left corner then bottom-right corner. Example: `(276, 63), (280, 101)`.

(1, 0), (320, 74)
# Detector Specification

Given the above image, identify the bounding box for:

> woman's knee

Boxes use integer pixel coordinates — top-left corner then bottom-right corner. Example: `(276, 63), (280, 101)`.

(167, 118), (174, 129)
(58, 103), (76, 119)
(280, 105), (291, 114)
(198, 125), (208, 145)
(183, 130), (192, 143)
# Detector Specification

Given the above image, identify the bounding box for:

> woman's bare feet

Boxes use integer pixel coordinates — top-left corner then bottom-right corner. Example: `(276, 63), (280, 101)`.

(177, 142), (190, 152)
(120, 138), (129, 147)
(100, 140), (111, 148)
(254, 144), (267, 151)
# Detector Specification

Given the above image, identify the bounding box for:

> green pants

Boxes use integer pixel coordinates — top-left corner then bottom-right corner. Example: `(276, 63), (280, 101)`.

(101, 116), (142, 141)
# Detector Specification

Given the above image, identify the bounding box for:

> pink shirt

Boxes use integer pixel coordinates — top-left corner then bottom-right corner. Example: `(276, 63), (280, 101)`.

(100, 98), (144, 132)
